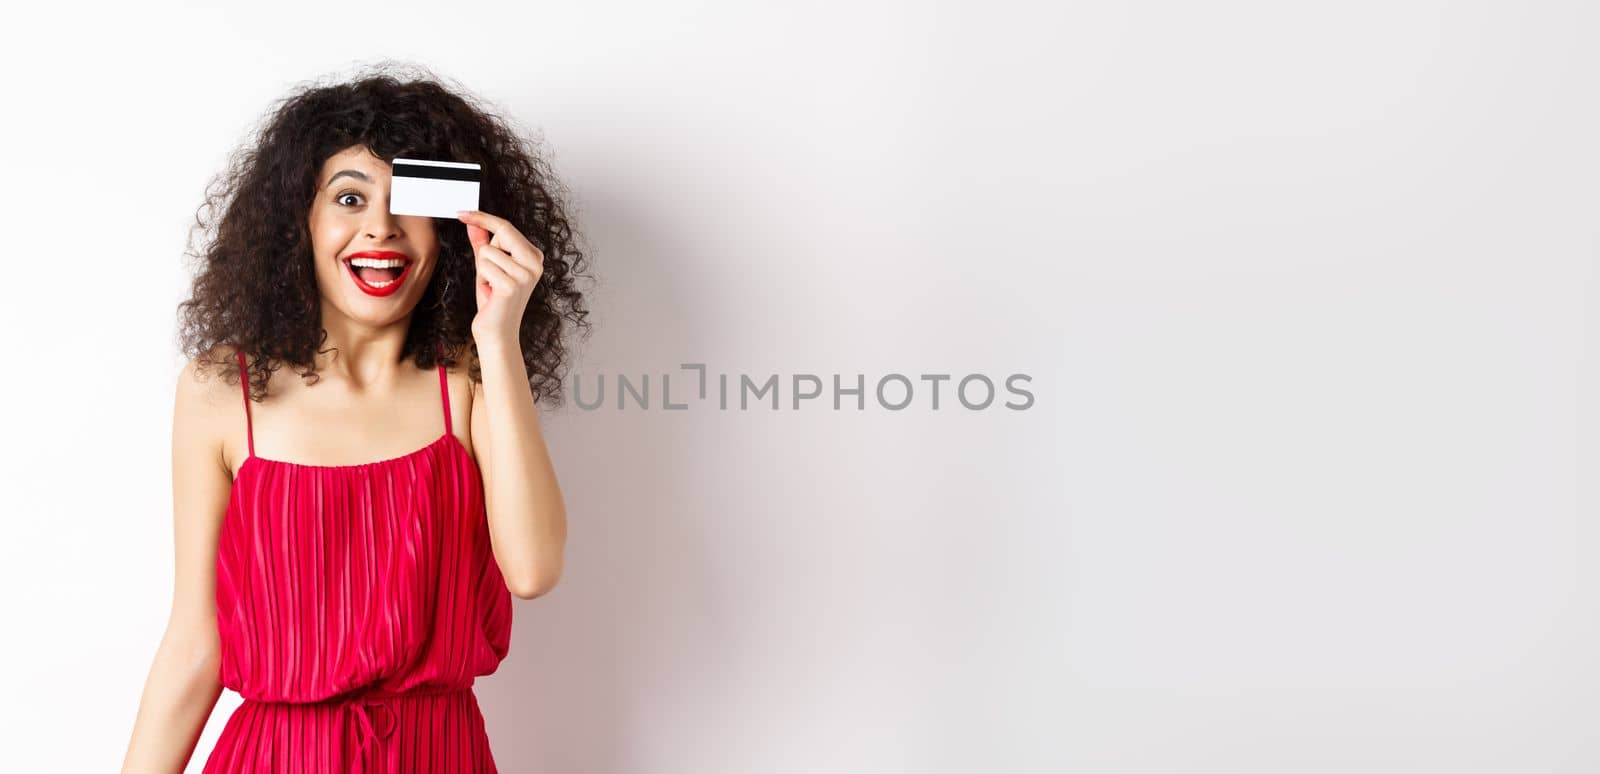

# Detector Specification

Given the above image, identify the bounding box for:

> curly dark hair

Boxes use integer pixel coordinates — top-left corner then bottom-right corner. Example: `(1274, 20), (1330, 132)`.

(177, 61), (591, 406)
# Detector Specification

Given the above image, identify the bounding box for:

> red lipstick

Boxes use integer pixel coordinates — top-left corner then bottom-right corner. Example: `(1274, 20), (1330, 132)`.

(343, 250), (413, 297)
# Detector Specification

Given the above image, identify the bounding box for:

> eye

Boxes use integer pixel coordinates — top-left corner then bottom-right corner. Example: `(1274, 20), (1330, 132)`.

(336, 191), (365, 207)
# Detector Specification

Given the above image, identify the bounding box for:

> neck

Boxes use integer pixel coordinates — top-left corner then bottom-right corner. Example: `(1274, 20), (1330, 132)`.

(313, 310), (415, 387)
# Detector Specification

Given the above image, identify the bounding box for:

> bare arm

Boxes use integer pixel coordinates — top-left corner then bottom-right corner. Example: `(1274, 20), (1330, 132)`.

(470, 340), (568, 600)
(121, 354), (233, 773)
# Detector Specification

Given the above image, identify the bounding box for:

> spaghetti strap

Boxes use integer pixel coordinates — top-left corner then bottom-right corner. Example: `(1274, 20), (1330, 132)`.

(236, 349), (255, 460)
(435, 340), (453, 437)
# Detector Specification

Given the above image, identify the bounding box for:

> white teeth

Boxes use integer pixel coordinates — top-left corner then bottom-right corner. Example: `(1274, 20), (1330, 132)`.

(347, 256), (406, 290)
(349, 257), (407, 268)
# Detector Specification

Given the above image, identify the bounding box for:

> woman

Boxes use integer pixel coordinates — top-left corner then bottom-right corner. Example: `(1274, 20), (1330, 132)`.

(121, 65), (588, 772)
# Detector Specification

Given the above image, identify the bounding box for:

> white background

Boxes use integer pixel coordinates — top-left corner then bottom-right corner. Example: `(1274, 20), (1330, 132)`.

(1, 1), (1596, 772)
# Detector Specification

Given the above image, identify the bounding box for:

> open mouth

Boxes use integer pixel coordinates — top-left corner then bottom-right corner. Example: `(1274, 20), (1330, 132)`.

(344, 255), (413, 296)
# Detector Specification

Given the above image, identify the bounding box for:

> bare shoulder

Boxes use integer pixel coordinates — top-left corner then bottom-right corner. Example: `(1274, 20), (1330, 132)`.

(443, 356), (482, 463)
(447, 347), (485, 408)
(173, 343), (247, 477)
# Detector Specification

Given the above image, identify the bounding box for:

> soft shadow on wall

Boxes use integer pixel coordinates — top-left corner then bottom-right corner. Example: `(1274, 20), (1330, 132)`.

(474, 174), (725, 772)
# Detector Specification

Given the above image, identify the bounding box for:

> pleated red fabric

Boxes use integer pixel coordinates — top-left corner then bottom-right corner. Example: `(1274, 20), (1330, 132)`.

(203, 346), (514, 773)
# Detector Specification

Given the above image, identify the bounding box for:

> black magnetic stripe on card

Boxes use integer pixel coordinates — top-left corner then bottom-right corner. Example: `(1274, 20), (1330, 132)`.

(392, 163), (482, 182)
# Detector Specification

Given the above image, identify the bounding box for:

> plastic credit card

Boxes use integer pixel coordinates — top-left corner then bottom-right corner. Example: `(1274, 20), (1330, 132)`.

(389, 158), (481, 217)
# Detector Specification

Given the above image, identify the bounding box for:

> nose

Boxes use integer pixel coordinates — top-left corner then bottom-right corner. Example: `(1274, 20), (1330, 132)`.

(363, 205), (402, 240)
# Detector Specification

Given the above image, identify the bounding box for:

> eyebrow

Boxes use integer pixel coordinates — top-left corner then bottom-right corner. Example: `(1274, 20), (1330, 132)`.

(324, 169), (373, 188)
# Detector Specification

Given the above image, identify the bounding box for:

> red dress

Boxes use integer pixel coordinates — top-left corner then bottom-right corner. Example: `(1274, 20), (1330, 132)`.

(203, 348), (514, 773)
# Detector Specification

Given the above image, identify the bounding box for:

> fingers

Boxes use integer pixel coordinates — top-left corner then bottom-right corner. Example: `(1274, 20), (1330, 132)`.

(457, 209), (513, 235)
(476, 247), (514, 291)
(456, 210), (544, 274)
(458, 211), (522, 253)
(475, 242), (534, 286)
